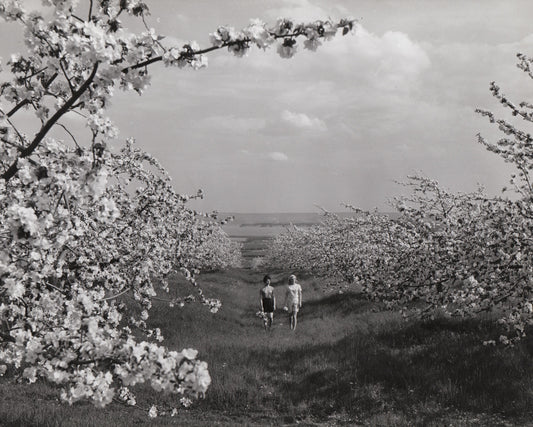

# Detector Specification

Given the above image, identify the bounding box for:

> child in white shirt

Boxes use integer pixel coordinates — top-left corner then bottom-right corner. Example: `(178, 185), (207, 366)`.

(283, 274), (302, 330)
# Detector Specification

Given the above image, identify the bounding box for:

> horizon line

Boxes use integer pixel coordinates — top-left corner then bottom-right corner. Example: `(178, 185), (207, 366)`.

(218, 210), (397, 214)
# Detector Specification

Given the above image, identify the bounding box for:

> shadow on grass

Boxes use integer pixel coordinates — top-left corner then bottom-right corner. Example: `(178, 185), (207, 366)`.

(301, 291), (372, 318)
(206, 314), (533, 424)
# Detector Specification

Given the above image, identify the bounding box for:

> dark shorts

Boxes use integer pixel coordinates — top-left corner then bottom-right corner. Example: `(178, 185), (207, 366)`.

(262, 298), (274, 313)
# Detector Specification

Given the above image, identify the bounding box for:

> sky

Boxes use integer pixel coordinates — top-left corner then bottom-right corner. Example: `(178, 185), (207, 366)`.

(3, 0), (533, 213)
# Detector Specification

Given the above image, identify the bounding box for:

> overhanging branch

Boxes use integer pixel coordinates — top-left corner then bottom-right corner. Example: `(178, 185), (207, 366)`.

(2, 63), (99, 182)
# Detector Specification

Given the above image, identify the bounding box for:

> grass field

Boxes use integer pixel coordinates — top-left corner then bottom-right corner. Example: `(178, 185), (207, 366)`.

(2, 267), (533, 426)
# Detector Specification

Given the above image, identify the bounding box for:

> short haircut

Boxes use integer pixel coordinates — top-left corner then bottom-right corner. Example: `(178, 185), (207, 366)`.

(263, 275), (271, 283)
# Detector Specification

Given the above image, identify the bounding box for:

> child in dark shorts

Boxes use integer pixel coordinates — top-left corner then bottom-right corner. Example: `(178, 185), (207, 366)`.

(260, 275), (276, 330)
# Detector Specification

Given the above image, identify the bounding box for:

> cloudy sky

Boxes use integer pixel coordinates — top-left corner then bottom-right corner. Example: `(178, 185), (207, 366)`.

(4, 0), (533, 212)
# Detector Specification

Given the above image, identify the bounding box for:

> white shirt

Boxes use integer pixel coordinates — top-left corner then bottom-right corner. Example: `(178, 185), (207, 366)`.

(285, 283), (302, 306)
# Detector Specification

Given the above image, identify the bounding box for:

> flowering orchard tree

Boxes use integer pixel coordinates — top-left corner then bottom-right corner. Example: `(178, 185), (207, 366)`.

(177, 215), (243, 272)
(388, 177), (533, 336)
(476, 52), (533, 199)
(472, 51), (533, 343)
(266, 177), (533, 343)
(0, 0), (354, 416)
(266, 210), (402, 287)
(265, 208), (409, 294)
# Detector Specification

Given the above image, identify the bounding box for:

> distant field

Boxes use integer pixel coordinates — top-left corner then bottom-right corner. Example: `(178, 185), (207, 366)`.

(221, 212), (400, 228)
(221, 211), (399, 240)
(2, 268), (533, 426)
(221, 224), (285, 238)
(232, 235), (272, 264)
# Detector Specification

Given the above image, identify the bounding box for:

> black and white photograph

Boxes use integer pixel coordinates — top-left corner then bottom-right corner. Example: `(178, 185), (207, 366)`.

(1, 0), (533, 425)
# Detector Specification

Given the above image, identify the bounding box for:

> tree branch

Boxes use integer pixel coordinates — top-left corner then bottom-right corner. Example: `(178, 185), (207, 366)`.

(0, 331), (16, 343)
(7, 73), (58, 118)
(2, 64), (99, 182)
(100, 288), (130, 301)
(123, 28), (330, 73)
(55, 122), (81, 149)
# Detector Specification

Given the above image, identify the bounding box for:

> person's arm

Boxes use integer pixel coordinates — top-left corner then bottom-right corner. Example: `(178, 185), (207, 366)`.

(273, 291), (276, 311)
(298, 286), (302, 308)
(260, 290), (264, 312)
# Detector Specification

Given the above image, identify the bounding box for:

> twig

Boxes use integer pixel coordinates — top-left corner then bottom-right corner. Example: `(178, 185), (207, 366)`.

(2, 63), (99, 182)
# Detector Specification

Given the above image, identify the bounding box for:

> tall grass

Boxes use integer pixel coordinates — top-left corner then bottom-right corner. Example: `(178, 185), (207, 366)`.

(1, 268), (533, 425)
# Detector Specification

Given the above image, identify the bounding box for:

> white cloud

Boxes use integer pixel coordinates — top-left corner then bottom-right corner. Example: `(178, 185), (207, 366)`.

(318, 24), (431, 91)
(238, 149), (289, 162)
(265, 0), (345, 23)
(268, 151), (289, 161)
(281, 110), (327, 131)
(376, 30), (431, 87)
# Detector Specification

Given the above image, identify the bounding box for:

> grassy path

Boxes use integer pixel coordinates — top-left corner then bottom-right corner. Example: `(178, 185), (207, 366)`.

(1, 268), (533, 425)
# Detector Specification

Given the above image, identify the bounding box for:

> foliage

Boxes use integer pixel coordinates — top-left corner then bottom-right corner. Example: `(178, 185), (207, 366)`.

(178, 218), (243, 272)
(0, 0), (354, 415)
(266, 174), (533, 343)
(266, 209), (400, 286)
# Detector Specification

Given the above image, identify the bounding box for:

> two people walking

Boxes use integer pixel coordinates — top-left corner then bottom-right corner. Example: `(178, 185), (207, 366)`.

(260, 274), (302, 331)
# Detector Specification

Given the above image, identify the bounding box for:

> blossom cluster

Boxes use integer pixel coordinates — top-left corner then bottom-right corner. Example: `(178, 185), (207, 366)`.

(205, 18), (354, 60)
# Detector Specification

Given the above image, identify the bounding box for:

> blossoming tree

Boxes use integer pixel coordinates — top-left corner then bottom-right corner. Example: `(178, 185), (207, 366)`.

(0, 0), (354, 416)
(266, 178), (533, 342)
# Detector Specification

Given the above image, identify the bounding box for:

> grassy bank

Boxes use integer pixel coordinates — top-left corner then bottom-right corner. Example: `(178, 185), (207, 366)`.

(1, 269), (533, 425)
